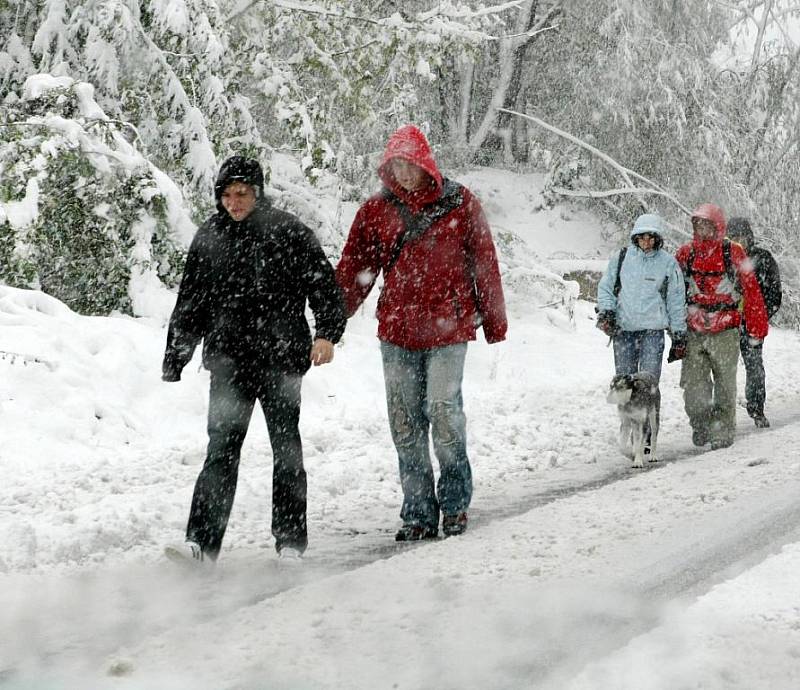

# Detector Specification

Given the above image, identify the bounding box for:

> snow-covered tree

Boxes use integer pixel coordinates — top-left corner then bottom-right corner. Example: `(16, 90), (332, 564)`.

(0, 75), (192, 317)
(1, 0), (266, 214)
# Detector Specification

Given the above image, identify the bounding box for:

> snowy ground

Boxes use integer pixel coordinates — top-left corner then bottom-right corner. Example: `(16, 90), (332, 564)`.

(2, 169), (800, 689)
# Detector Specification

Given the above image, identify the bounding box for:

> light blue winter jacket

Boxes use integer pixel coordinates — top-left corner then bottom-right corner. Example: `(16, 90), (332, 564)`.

(597, 218), (687, 334)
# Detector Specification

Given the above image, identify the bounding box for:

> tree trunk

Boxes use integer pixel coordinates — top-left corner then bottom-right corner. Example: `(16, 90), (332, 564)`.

(466, 0), (561, 159)
(496, 0), (539, 163)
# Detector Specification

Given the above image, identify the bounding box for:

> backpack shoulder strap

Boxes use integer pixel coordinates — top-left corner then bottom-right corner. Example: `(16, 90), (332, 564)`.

(613, 246), (627, 297)
(722, 239), (735, 284)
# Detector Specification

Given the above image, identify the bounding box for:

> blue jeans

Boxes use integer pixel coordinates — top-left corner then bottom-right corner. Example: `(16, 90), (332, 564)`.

(613, 330), (665, 442)
(380, 341), (472, 528)
(613, 329), (665, 380)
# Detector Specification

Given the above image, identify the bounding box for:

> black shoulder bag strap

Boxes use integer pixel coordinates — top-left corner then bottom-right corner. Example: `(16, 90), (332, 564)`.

(382, 178), (464, 275)
(613, 246), (627, 297)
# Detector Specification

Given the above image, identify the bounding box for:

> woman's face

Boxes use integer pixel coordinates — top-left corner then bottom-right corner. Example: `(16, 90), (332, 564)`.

(635, 233), (656, 252)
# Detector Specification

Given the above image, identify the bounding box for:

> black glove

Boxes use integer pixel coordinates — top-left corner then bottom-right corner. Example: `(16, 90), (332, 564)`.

(595, 310), (617, 337)
(162, 357), (183, 382)
(667, 332), (687, 363)
(162, 369), (181, 382)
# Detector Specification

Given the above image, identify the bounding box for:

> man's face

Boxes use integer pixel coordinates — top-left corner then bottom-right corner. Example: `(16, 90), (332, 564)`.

(221, 181), (257, 221)
(692, 217), (717, 240)
(729, 234), (748, 250)
(389, 158), (429, 192)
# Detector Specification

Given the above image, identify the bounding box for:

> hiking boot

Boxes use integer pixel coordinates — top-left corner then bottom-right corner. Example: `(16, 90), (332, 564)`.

(395, 524), (438, 542)
(692, 429), (709, 447)
(164, 540), (210, 566)
(753, 414), (770, 429)
(710, 438), (734, 450)
(442, 512), (468, 537)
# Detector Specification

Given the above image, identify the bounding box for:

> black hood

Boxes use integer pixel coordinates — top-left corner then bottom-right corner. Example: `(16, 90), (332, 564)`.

(728, 216), (754, 249)
(214, 156), (265, 209)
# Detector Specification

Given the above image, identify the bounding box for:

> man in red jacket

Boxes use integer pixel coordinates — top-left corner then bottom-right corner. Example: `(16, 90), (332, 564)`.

(675, 204), (769, 450)
(336, 125), (507, 541)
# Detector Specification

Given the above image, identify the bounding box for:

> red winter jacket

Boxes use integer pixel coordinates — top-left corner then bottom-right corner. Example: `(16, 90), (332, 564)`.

(675, 203), (768, 339)
(336, 125), (507, 350)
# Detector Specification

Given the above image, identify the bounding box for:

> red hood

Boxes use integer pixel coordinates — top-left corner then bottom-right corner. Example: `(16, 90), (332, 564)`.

(378, 125), (443, 206)
(691, 203), (727, 249)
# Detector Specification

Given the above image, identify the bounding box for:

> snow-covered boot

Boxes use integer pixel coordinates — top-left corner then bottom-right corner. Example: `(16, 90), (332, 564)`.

(395, 524), (438, 542)
(753, 413), (770, 428)
(164, 540), (210, 566)
(442, 512), (468, 537)
(277, 546), (304, 563)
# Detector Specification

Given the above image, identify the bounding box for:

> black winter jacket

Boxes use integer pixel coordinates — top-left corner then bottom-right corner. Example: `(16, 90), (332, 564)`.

(163, 199), (346, 378)
(748, 245), (782, 321)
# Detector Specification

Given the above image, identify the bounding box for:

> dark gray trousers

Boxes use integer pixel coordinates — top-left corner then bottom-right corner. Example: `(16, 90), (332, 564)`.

(739, 331), (767, 416)
(187, 365), (306, 558)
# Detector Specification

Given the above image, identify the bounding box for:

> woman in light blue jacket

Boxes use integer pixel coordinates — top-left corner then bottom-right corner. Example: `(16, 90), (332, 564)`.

(596, 213), (687, 453)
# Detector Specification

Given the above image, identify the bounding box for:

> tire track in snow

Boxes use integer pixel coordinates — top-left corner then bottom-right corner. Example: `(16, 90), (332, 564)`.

(526, 477), (800, 689)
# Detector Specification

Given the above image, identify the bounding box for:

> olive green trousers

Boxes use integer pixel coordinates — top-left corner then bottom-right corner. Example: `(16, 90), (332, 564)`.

(680, 329), (740, 445)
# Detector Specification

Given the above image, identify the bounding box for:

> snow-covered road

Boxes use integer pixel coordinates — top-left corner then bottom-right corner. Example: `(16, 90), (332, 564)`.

(2, 282), (800, 689)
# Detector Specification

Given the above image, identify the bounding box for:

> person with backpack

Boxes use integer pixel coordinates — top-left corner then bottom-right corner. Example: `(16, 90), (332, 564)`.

(335, 124), (507, 541)
(161, 156), (346, 564)
(727, 217), (782, 428)
(596, 213), (688, 459)
(675, 204), (769, 450)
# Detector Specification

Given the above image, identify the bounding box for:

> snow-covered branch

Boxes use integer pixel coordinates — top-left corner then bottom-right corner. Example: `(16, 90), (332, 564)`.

(272, 0), (383, 25)
(502, 24), (558, 40)
(226, 0), (265, 22)
(499, 108), (692, 216)
(418, 0), (523, 21)
(550, 186), (690, 211)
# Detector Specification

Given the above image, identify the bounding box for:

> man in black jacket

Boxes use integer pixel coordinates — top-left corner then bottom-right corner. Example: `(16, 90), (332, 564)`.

(728, 217), (782, 428)
(162, 156), (346, 563)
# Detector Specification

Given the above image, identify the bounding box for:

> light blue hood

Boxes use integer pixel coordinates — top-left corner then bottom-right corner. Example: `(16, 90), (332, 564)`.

(630, 213), (666, 242)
